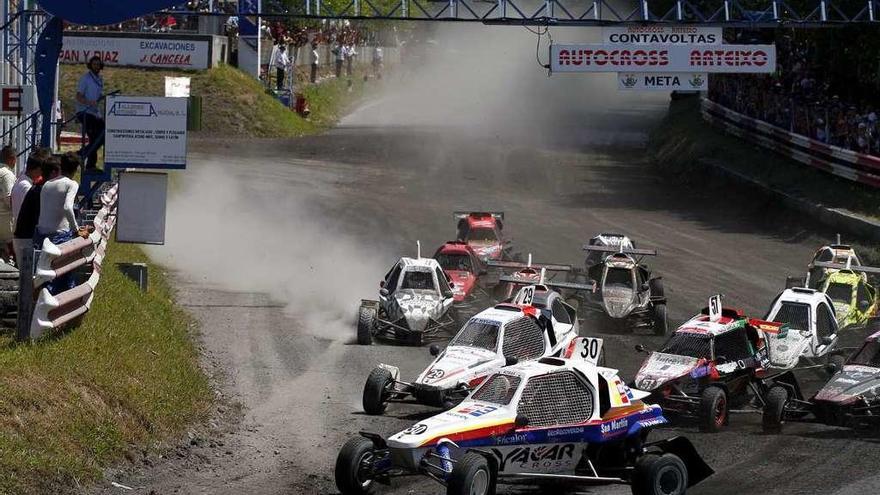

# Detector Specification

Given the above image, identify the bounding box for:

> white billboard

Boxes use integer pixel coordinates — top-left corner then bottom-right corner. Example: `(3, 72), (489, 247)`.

(618, 72), (708, 91)
(104, 96), (188, 169)
(61, 36), (210, 69)
(602, 26), (722, 45)
(551, 44), (776, 73)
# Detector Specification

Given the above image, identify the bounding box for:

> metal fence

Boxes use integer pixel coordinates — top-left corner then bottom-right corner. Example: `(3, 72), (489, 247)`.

(702, 98), (880, 189)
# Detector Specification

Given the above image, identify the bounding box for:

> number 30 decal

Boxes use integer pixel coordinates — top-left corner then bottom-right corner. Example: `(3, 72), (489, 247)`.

(574, 337), (603, 365)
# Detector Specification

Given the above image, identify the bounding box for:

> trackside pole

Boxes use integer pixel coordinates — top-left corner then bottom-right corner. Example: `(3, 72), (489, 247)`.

(16, 248), (34, 341)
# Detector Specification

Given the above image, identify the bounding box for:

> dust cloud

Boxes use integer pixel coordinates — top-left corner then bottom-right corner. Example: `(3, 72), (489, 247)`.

(149, 23), (666, 340)
(343, 23), (667, 148)
(145, 166), (388, 340)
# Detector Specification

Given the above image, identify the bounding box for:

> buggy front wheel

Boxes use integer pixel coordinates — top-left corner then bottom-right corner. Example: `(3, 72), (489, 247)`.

(631, 453), (688, 495)
(447, 452), (495, 495)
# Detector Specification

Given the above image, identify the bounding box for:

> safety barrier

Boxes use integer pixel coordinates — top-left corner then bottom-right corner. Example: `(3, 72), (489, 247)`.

(29, 183), (118, 336)
(701, 98), (880, 189)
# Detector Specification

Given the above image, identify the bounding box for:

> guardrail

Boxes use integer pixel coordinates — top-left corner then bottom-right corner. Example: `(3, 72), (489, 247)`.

(701, 98), (880, 189)
(27, 183), (118, 337)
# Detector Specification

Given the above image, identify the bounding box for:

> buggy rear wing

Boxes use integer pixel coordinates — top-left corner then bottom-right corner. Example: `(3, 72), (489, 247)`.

(811, 261), (880, 275)
(488, 260), (572, 272)
(499, 276), (595, 292)
(453, 211), (504, 221)
(582, 245), (658, 256)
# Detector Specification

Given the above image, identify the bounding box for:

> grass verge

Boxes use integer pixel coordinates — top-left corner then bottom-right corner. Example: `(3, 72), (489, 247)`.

(649, 96), (880, 263)
(0, 241), (212, 494)
(59, 64), (373, 138)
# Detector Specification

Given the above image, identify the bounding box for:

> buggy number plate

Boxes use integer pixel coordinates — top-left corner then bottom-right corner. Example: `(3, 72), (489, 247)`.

(574, 337), (603, 365)
(515, 285), (537, 305)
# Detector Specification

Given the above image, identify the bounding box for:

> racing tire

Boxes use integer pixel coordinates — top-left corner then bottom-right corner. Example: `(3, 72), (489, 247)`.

(630, 453), (688, 495)
(762, 386), (789, 434)
(827, 354), (846, 376)
(357, 305), (377, 345)
(649, 278), (665, 298)
(335, 437), (376, 495)
(652, 303), (668, 337)
(698, 386), (728, 433)
(447, 452), (495, 495)
(362, 367), (393, 415)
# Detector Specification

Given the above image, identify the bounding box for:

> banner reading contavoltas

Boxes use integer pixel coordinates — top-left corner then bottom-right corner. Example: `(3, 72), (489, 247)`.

(550, 44), (776, 73)
(603, 26), (722, 45)
(61, 35), (210, 69)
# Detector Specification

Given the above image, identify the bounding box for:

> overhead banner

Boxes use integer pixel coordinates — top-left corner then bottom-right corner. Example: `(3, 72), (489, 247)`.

(551, 44), (776, 73)
(61, 36), (210, 69)
(618, 72), (707, 91)
(603, 26), (722, 45)
(104, 95), (187, 169)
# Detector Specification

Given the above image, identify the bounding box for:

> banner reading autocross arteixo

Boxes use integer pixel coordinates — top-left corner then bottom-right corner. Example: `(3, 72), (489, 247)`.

(550, 44), (776, 74)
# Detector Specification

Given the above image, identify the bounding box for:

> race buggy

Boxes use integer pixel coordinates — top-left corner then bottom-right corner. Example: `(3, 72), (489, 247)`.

(362, 282), (599, 415)
(801, 235), (863, 289)
(813, 260), (879, 330)
(338, 359), (714, 495)
(633, 296), (793, 432)
(763, 287), (844, 371)
(576, 237), (668, 335)
(357, 243), (457, 346)
(488, 254), (573, 302)
(454, 212), (515, 262)
(433, 241), (494, 313)
(762, 321), (880, 432)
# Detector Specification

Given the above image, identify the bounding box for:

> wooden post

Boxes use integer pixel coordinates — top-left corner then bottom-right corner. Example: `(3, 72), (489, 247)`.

(16, 247), (34, 341)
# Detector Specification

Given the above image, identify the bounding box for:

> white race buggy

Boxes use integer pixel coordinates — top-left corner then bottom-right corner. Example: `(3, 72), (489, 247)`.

(338, 358), (714, 495)
(362, 283), (602, 414)
(358, 244), (458, 346)
(763, 287), (843, 371)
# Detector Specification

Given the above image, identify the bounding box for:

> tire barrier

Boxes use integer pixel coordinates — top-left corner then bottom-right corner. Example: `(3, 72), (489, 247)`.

(30, 183), (117, 335)
(701, 98), (880, 189)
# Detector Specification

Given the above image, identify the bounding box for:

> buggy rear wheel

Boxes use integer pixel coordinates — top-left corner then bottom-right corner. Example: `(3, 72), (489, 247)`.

(652, 303), (668, 336)
(699, 386), (727, 433)
(649, 278), (665, 298)
(362, 367), (393, 415)
(357, 305), (377, 345)
(447, 452), (495, 495)
(762, 386), (789, 433)
(630, 453), (688, 495)
(335, 437), (376, 495)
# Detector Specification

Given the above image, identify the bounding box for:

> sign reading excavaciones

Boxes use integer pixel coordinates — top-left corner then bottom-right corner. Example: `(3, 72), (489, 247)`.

(61, 35), (210, 69)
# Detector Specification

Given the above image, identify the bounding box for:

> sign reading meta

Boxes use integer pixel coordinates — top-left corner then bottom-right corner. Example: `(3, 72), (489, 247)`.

(550, 44), (776, 73)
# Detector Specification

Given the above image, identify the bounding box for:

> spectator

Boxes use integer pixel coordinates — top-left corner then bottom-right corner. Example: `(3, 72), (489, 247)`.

(75, 55), (105, 170)
(372, 45), (384, 80)
(36, 153), (85, 294)
(272, 44), (290, 91)
(0, 145), (16, 262)
(334, 42), (344, 78)
(11, 149), (48, 265)
(344, 43), (356, 77)
(14, 156), (58, 271)
(310, 42), (319, 83)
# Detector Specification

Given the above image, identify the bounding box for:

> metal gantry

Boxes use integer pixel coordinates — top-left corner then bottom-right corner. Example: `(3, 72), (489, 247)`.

(223, 0), (880, 25)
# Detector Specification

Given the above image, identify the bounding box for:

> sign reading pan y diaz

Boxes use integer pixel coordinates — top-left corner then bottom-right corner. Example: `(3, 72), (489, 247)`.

(104, 96), (188, 169)
(61, 34), (210, 69)
(550, 44), (776, 73)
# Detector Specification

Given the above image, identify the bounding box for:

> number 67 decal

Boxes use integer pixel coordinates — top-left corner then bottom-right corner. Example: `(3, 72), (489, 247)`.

(566, 337), (604, 365)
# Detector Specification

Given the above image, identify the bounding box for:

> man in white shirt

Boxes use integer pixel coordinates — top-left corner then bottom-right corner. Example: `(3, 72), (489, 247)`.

(37, 152), (83, 294)
(310, 42), (319, 83)
(0, 145), (18, 261)
(11, 149), (47, 265)
(344, 43), (356, 77)
(334, 42), (344, 78)
(272, 44), (290, 91)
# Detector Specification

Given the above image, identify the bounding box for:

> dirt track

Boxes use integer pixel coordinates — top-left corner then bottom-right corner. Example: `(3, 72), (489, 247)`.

(90, 34), (880, 492)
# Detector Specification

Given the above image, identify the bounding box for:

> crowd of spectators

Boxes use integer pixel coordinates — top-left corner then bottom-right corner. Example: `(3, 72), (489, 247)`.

(709, 36), (880, 156)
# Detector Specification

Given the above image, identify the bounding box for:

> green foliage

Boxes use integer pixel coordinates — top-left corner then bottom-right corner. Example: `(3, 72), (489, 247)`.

(0, 241), (212, 494)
